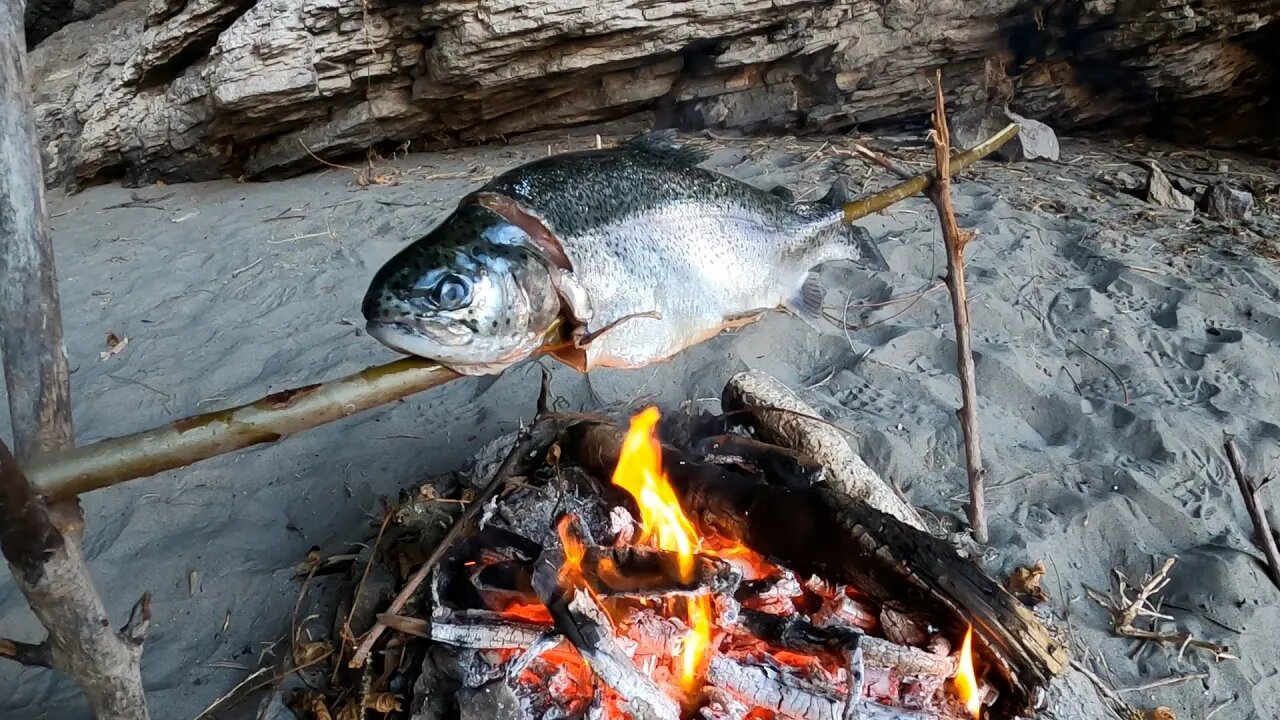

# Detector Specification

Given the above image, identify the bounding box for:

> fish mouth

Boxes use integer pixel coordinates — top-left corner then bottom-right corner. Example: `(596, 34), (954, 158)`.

(365, 320), (465, 356)
(365, 320), (520, 376)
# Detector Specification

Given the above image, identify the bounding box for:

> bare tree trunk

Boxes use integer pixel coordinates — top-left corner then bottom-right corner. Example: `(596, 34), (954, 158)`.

(0, 3), (151, 716)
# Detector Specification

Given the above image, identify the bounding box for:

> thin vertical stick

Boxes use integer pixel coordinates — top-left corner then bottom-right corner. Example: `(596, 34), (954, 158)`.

(0, 5), (152, 716)
(925, 70), (988, 543)
(1223, 437), (1280, 589)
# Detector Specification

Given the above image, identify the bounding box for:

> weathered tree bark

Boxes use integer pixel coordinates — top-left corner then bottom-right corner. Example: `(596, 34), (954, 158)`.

(22, 0), (1280, 189)
(1, 3), (151, 715)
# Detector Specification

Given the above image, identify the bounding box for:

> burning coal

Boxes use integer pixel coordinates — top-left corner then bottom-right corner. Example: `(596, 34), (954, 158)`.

(411, 407), (993, 720)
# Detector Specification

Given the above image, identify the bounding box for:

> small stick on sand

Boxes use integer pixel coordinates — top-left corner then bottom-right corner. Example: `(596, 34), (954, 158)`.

(1223, 436), (1280, 589)
(923, 70), (989, 544)
(1085, 557), (1235, 661)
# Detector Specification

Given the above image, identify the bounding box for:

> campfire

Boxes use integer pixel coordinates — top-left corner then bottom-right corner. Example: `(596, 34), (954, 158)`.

(395, 390), (1066, 720)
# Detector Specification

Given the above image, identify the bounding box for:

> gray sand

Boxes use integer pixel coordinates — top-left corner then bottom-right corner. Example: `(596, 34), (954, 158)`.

(2, 131), (1279, 720)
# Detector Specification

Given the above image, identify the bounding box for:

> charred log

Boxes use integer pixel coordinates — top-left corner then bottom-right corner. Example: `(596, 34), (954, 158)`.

(560, 420), (1068, 718)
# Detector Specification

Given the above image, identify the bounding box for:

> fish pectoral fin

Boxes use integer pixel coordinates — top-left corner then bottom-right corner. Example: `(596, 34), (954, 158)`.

(540, 310), (661, 374)
(572, 310), (662, 349)
(786, 274), (827, 324)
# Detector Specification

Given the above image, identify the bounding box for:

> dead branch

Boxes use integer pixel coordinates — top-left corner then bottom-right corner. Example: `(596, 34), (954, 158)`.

(924, 70), (989, 544)
(1085, 557), (1235, 661)
(1223, 436), (1280, 589)
(1, 6), (153, 716)
(0, 439), (153, 715)
(848, 143), (915, 181)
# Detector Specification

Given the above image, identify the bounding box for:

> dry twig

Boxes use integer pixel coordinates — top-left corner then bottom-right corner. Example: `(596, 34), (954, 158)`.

(1223, 436), (1280, 589)
(1085, 557), (1235, 661)
(923, 70), (990, 543)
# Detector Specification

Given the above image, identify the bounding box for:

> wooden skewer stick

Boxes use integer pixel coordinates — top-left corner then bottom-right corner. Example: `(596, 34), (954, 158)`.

(1224, 436), (1280, 589)
(19, 123), (1018, 503)
(26, 357), (462, 500)
(924, 70), (990, 544)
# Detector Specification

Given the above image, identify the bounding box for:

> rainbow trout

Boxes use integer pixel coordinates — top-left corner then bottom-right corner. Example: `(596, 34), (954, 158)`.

(361, 131), (884, 375)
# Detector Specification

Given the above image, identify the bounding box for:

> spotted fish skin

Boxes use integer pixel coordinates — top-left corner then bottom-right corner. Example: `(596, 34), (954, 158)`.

(467, 131), (877, 370)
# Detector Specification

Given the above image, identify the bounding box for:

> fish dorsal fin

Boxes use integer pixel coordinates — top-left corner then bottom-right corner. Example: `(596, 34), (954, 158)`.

(624, 129), (713, 166)
(768, 185), (797, 203)
(818, 177), (856, 208)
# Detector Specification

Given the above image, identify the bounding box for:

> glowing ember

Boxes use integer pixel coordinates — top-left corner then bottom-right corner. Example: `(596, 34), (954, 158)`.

(557, 515), (587, 586)
(954, 626), (982, 718)
(612, 407), (711, 693)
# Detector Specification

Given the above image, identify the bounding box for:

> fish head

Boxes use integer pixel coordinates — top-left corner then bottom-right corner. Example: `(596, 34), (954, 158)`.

(361, 205), (563, 374)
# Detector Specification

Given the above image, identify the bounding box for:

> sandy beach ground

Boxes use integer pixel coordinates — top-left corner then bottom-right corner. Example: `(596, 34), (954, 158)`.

(2, 129), (1279, 720)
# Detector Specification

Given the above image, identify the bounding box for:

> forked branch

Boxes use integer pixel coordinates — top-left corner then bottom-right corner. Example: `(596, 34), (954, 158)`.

(1085, 557), (1235, 661)
(924, 70), (990, 543)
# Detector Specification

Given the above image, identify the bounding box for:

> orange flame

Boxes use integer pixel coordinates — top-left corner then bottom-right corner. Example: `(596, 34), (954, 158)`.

(612, 407), (710, 692)
(557, 515), (586, 586)
(612, 408), (699, 582)
(954, 626), (981, 719)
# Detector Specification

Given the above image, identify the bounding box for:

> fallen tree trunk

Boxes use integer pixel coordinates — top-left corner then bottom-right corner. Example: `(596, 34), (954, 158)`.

(25, 0), (1280, 189)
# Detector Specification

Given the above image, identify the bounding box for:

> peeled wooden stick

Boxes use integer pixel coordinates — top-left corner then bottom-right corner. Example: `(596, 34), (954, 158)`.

(925, 70), (989, 544)
(27, 358), (461, 500)
(840, 122), (1019, 224)
(722, 369), (927, 531)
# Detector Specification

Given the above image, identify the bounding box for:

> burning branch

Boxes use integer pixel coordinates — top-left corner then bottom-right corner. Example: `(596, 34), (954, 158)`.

(1223, 436), (1280, 589)
(925, 70), (990, 544)
(0, 5), (152, 715)
(1085, 557), (1235, 661)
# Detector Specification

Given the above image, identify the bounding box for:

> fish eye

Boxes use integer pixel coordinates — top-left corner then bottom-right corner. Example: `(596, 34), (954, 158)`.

(411, 273), (473, 311)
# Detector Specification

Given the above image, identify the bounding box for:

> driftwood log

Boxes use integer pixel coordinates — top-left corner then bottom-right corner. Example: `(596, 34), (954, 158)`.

(25, 0), (1280, 188)
(0, 3), (152, 715)
(723, 369), (926, 531)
